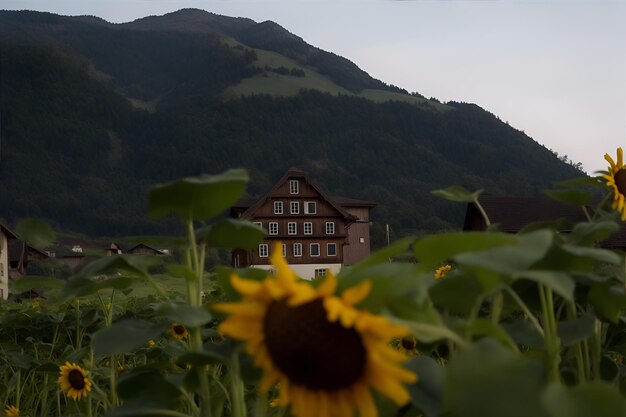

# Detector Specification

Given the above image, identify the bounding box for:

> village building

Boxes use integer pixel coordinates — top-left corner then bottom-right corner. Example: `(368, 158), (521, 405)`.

(0, 223), (18, 300)
(230, 168), (375, 279)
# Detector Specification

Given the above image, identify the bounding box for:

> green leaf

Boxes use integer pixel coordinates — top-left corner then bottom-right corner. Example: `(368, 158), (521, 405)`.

(348, 237), (414, 270)
(553, 176), (603, 188)
(414, 232), (518, 272)
(15, 218), (55, 249)
(62, 276), (134, 298)
(543, 189), (594, 206)
(560, 244), (621, 265)
(429, 273), (486, 315)
(501, 320), (544, 349)
(467, 319), (518, 351)
(557, 311), (595, 346)
(116, 367), (182, 408)
(567, 221), (619, 246)
(542, 382), (626, 417)
(155, 302), (212, 327)
(337, 263), (431, 312)
(455, 230), (553, 275)
(77, 254), (159, 278)
(443, 338), (549, 417)
(588, 284), (626, 323)
(514, 270), (575, 302)
(407, 356), (444, 417)
(148, 169), (249, 221)
(432, 186), (483, 203)
(91, 319), (169, 355)
(165, 264), (197, 282)
(196, 219), (265, 250)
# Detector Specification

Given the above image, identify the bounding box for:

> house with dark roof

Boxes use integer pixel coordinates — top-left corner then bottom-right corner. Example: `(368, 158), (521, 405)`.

(230, 168), (376, 279)
(1, 223), (18, 300)
(8, 240), (49, 279)
(463, 196), (626, 250)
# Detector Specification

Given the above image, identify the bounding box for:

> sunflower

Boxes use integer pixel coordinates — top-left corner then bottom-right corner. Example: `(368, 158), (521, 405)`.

(170, 323), (189, 340)
(147, 339), (157, 348)
(604, 147), (626, 220)
(396, 336), (419, 356)
(434, 264), (452, 280)
(57, 362), (92, 400)
(4, 405), (20, 416)
(214, 243), (417, 417)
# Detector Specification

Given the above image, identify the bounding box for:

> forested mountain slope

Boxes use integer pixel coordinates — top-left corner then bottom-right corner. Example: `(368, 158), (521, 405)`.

(0, 9), (583, 244)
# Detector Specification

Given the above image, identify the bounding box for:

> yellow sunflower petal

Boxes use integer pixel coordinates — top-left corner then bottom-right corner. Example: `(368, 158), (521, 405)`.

(212, 301), (266, 317)
(271, 242), (298, 292)
(353, 384), (378, 417)
(341, 279), (372, 306)
(618, 147), (623, 167)
(317, 270), (338, 296)
(230, 275), (262, 296)
(605, 153), (617, 171)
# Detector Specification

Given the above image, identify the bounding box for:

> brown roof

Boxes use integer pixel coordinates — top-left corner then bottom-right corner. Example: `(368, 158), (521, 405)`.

(0, 223), (18, 240)
(331, 196), (377, 208)
(464, 195), (626, 249)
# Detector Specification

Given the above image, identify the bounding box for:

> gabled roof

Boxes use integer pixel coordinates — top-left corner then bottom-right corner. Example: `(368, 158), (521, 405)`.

(331, 196), (377, 208)
(239, 168), (358, 222)
(0, 222), (18, 240)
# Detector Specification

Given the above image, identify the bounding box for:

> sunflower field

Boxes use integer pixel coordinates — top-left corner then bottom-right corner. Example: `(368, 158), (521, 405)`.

(3, 149), (626, 417)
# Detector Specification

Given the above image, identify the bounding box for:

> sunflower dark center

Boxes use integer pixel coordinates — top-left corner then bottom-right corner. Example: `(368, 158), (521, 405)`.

(174, 325), (186, 335)
(401, 337), (416, 351)
(615, 169), (626, 196)
(263, 297), (366, 391)
(68, 369), (85, 390)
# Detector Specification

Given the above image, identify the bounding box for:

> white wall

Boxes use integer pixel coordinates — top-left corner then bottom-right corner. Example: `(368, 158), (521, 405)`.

(251, 263), (342, 281)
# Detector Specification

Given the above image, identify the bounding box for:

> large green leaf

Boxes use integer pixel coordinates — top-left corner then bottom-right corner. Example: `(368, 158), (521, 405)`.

(407, 356), (444, 417)
(76, 254), (159, 279)
(467, 319), (518, 351)
(155, 302), (212, 327)
(543, 382), (626, 417)
(148, 169), (248, 221)
(15, 218), (55, 249)
(543, 189), (594, 206)
(91, 319), (169, 355)
(414, 232), (518, 272)
(513, 270), (575, 302)
(195, 219), (265, 250)
(588, 284), (626, 323)
(455, 230), (553, 275)
(115, 367), (182, 410)
(557, 311), (595, 346)
(443, 338), (549, 417)
(346, 237), (414, 270)
(11, 277), (63, 292)
(429, 273), (486, 315)
(62, 276), (134, 298)
(567, 221), (619, 246)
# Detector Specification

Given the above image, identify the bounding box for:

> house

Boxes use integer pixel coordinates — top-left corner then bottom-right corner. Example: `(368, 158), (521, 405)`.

(463, 195), (626, 250)
(230, 168), (376, 279)
(8, 239), (49, 279)
(0, 223), (18, 300)
(48, 238), (123, 271)
(125, 243), (166, 256)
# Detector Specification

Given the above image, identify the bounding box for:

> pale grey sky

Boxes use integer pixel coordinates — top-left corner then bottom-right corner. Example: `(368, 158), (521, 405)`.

(2, 0), (625, 174)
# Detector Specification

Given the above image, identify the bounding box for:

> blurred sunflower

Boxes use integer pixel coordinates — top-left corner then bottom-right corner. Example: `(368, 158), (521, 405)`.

(4, 405), (20, 416)
(396, 336), (419, 355)
(604, 147), (626, 220)
(57, 362), (92, 400)
(170, 323), (189, 340)
(434, 264), (452, 280)
(214, 243), (417, 417)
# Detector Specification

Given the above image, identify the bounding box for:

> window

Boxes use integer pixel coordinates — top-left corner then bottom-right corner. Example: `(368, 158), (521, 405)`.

(327, 243), (337, 257)
(290, 201), (300, 214)
(269, 222), (278, 235)
(288, 222), (297, 235)
(310, 243), (320, 257)
(304, 201), (317, 214)
(303, 222), (313, 235)
(293, 243), (302, 257)
(274, 201), (283, 214)
(290, 180), (299, 194)
(254, 221), (262, 229)
(282, 244), (287, 257)
(359, 237), (365, 244)
(259, 244), (269, 258)
(315, 269), (327, 278)
(325, 222), (335, 235)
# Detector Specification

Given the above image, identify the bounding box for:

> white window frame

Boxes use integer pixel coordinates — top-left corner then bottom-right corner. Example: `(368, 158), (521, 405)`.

(304, 201), (317, 214)
(325, 222), (335, 235)
(290, 201), (300, 214)
(282, 244), (287, 257)
(269, 222), (278, 235)
(303, 222), (313, 235)
(274, 201), (283, 215)
(290, 180), (299, 194)
(315, 268), (327, 278)
(293, 243), (302, 257)
(259, 244), (269, 258)
(288, 222), (297, 235)
(310, 243), (320, 257)
(327, 243), (337, 257)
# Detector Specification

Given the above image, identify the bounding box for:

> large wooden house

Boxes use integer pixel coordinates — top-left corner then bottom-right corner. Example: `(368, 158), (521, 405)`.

(230, 168), (376, 279)
(0, 223), (18, 300)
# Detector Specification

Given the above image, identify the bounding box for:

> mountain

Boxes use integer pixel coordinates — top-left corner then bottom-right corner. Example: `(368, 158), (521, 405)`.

(0, 9), (584, 244)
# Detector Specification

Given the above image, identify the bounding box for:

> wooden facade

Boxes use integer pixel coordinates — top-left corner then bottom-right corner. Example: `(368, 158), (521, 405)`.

(231, 168), (375, 278)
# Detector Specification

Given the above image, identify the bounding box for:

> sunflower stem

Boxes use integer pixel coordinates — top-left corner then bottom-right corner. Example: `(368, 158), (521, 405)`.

(503, 285), (544, 337)
(229, 353), (247, 417)
(539, 284), (560, 383)
(473, 197), (491, 227)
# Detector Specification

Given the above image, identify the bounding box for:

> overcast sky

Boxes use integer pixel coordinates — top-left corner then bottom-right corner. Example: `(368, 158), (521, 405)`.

(2, 0), (625, 174)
